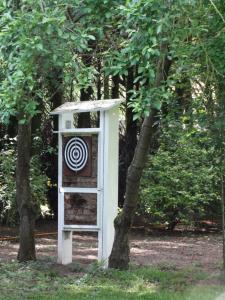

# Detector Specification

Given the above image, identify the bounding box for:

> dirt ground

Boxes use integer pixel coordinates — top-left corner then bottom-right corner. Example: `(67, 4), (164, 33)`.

(0, 222), (222, 278)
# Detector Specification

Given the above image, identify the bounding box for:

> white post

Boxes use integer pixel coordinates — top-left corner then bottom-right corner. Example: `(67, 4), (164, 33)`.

(57, 117), (73, 265)
(97, 111), (104, 261)
(60, 230), (73, 265)
(58, 192), (73, 264)
(57, 117), (63, 263)
(101, 107), (119, 267)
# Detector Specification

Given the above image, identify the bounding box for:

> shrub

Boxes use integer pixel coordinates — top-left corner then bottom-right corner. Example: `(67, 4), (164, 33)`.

(139, 129), (220, 229)
(0, 139), (48, 225)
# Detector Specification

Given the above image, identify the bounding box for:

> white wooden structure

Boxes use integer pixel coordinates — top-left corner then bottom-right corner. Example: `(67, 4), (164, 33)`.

(51, 99), (122, 266)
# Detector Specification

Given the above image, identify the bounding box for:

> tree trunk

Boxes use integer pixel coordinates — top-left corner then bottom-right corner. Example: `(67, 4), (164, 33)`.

(46, 68), (63, 218)
(97, 59), (102, 100)
(221, 172), (225, 270)
(125, 69), (137, 165)
(108, 109), (158, 269)
(104, 74), (109, 99)
(111, 75), (119, 99)
(109, 48), (171, 269)
(78, 87), (92, 128)
(216, 79), (225, 271)
(7, 116), (18, 138)
(16, 120), (36, 262)
(78, 53), (93, 128)
(119, 68), (138, 206)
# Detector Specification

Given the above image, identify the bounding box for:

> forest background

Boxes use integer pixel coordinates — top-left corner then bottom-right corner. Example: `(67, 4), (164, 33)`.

(0, 0), (225, 266)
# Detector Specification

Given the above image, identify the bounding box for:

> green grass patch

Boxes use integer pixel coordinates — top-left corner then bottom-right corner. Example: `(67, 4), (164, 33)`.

(0, 260), (224, 300)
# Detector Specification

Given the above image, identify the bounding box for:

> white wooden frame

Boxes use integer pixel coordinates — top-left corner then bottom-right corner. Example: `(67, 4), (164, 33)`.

(57, 114), (104, 265)
(54, 101), (121, 266)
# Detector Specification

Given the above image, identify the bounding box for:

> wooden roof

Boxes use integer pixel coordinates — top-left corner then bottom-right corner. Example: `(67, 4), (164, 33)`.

(50, 99), (123, 114)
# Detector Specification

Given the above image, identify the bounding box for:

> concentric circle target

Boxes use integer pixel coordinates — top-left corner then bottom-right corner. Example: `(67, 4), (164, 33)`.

(64, 137), (88, 172)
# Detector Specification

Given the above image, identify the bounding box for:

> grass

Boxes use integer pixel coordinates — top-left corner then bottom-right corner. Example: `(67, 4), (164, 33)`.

(0, 259), (224, 300)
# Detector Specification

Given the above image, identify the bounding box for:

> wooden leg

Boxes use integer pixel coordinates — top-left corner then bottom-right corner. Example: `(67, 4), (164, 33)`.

(58, 230), (72, 265)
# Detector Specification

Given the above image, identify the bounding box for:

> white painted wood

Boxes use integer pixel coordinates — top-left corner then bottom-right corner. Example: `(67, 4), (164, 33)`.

(57, 192), (64, 263)
(58, 133), (63, 188)
(101, 107), (119, 267)
(55, 100), (121, 266)
(51, 99), (123, 115)
(61, 112), (74, 130)
(57, 130), (64, 263)
(63, 225), (100, 231)
(97, 111), (104, 260)
(97, 190), (102, 260)
(61, 230), (73, 265)
(53, 128), (101, 134)
(59, 187), (98, 194)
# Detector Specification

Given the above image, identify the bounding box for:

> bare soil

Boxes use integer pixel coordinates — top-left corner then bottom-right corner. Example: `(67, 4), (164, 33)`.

(0, 222), (223, 281)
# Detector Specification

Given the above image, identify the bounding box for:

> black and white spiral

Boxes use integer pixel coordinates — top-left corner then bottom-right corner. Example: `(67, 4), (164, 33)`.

(64, 137), (88, 172)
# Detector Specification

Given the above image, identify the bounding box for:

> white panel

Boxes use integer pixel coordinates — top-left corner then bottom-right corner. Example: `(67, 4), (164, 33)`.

(61, 231), (73, 265)
(101, 107), (119, 266)
(97, 111), (104, 260)
(61, 112), (74, 130)
(59, 187), (98, 194)
(51, 99), (123, 114)
(53, 128), (101, 134)
(63, 225), (100, 231)
(57, 131), (63, 263)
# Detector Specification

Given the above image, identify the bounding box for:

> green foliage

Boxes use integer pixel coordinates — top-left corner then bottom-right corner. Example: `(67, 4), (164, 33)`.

(0, 260), (223, 300)
(0, 145), (17, 225)
(102, 0), (174, 119)
(0, 141), (48, 225)
(0, 0), (224, 230)
(139, 124), (220, 227)
(0, 0), (97, 124)
(30, 155), (49, 216)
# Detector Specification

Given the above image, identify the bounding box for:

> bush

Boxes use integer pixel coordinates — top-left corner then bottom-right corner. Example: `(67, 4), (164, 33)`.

(0, 139), (48, 225)
(0, 148), (17, 225)
(139, 128), (220, 229)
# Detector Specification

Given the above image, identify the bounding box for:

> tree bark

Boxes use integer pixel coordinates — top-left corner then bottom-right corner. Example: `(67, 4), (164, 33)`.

(78, 53), (92, 128)
(108, 110), (158, 269)
(97, 59), (102, 100)
(216, 78), (225, 271)
(221, 172), (225, 270)
(45, 68), (63, 218)
(109, 48), (171, 269)
(78, 87), (92, 128)
(16, 120), (36, 262)
(104, 75), (109, 99)
(119, 68), (138, 205)
(111, 75), (119, 99)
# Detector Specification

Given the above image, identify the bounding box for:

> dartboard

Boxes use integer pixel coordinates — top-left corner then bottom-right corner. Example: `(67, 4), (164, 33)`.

(64, 137), (89, 172)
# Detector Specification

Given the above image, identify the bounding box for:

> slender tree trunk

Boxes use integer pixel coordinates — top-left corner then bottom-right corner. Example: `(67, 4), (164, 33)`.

(78, 87), (92, 128)
(215, 79), (225, 271)
(221, 172), (225, 270)
(7, 116), (18, 138)
(104, 74), (109, 99)
(108, 109), (158, 269)
(119, 68), (138, 205)
(16, 120), (36, 261)
(97, 59), (102, 100)
(111, 75), (119, 99)
(125, 69), (137, 159)
(109, 48), (171, 269)
(78, 54), (92, 128)
(46, 68), (63, 218)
